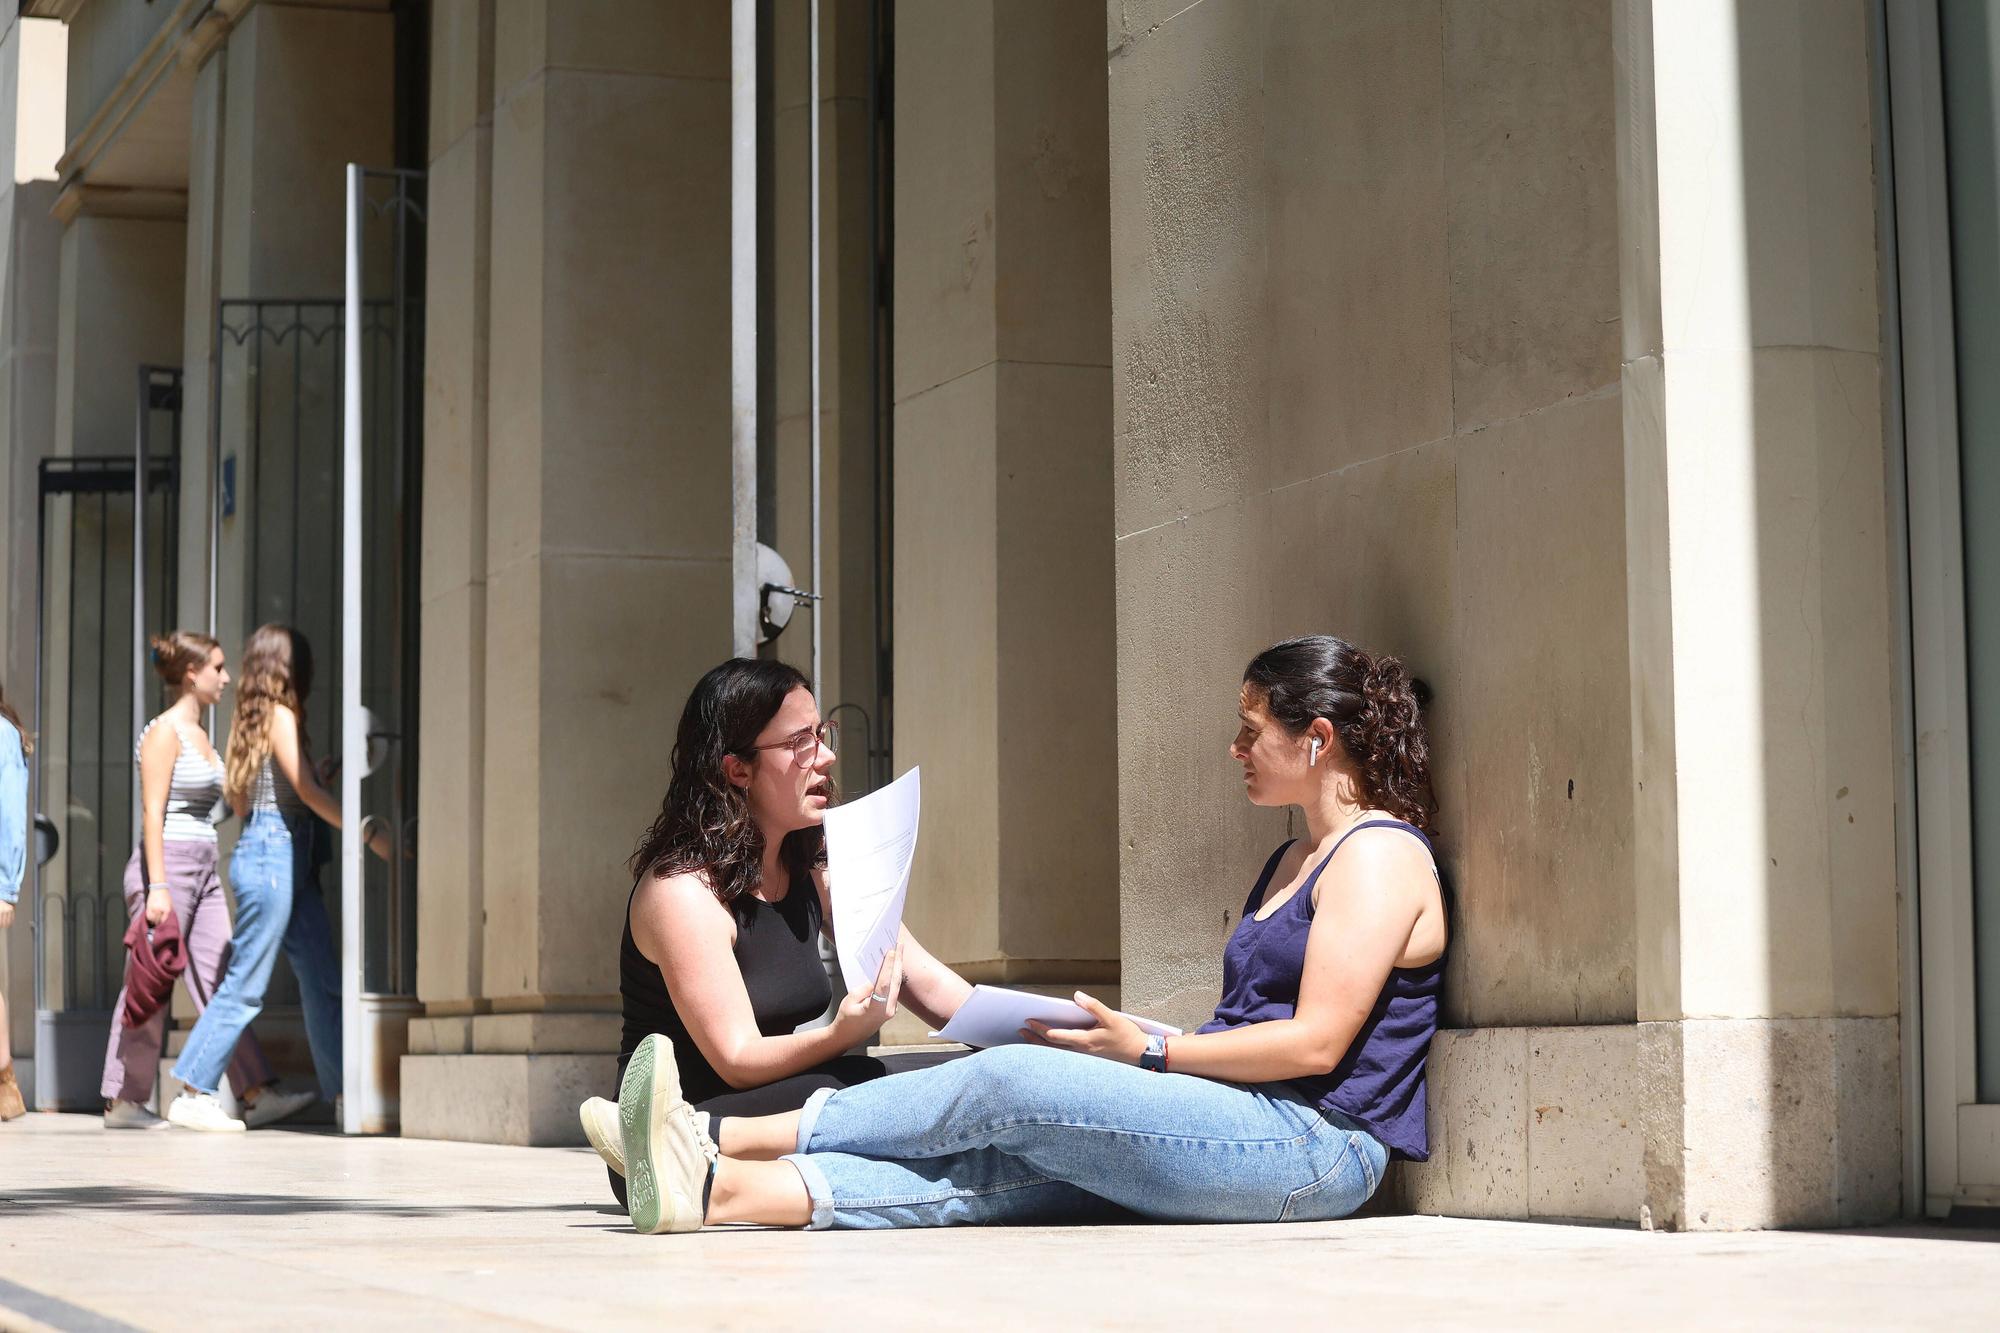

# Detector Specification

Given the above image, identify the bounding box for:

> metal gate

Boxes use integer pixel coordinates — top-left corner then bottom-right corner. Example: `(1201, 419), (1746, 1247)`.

(31, 371), (182, 1110)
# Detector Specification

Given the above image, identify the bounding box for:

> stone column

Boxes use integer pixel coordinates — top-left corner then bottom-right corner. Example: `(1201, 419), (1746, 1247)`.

(408, 0), (495, 1061)
(1616, 0), (1902, 1229)
(889, 1), (1118, 994)
(402, 0), (733, 1144)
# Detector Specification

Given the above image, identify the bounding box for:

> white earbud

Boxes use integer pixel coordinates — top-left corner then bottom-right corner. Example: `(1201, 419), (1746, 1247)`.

(1308, 737), (1321, 767)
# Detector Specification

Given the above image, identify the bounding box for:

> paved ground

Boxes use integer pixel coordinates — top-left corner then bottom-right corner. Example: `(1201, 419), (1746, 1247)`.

(1, 1114), (1995, 1331)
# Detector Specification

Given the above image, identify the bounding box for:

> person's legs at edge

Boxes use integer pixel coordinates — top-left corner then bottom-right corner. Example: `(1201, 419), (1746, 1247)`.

(100, 850), (168, 1105)
(605, 1057), (889, 1208)
(178, 849), (277, 1097)
(712, 1044), (1386, 1230)
(278, 819), (341, 1100)
(171, 817), (293, 1096)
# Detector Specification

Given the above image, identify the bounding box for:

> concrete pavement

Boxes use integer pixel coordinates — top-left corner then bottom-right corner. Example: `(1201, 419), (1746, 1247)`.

(0, 1113), (1994, 1330)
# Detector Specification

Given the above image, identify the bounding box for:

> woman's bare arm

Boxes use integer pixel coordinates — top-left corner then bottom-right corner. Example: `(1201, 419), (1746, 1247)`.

(270, 706), (388, 857)
(137, 722), (178, 922)
(1032, 830), (1440, 1083)
(636, 872), (898, 1090)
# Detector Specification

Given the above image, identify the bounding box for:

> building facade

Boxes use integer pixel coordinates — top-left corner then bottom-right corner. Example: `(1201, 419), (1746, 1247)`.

(4, 0), (1998, 1231)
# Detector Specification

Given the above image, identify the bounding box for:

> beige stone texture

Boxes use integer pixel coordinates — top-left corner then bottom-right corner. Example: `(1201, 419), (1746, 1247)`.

(890, 2), (996, 404)
(1527, 1024), (1643, 1220)
(1643, 1017), (1900, 1231)
(1111, 0), (1634, 1040)
(493, 0), (726, 98)
(399, 1051), (614, 1146)
(470, 1011), (620, 1055)
(994, 361), (1117, 962)
(1453, 392), (1635, 1026)
(1107, 0), (1267, 537)
(894, 1), (1116, 978)
(416, 0), (494, 1020)
(1265, 0), (1450, 486)
(1444, 0), (1619, 430)
(1114, 492), (1284, 1030)
(893, 366), (1000, 965)
(53, 215), (185, 458)
(1394, 1027), (1530, 1218)
(216, 3), (395, 301)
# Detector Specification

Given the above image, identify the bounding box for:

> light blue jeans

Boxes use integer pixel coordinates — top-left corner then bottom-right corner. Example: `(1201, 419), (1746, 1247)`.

(173, 811), (344, 1099)
(781, 1044), (1389, 1230)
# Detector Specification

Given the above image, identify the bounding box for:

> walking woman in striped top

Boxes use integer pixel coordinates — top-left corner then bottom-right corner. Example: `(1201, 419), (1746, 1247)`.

(171, 624), (386, 1129)
(99, 631), (313, 1131)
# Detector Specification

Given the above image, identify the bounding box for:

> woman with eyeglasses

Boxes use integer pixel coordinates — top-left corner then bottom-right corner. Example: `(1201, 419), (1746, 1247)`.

(581, 658), (972, 1206)
(613, 635), (1445, 1236)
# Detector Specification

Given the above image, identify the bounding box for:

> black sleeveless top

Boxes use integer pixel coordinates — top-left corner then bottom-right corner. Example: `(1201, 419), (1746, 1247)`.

(617, 874), (835, 1103)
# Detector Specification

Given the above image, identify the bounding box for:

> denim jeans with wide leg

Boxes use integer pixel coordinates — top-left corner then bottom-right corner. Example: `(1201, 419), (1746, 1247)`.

(781, 1044), (1390, 1230)
(173, 811), (343, 1098)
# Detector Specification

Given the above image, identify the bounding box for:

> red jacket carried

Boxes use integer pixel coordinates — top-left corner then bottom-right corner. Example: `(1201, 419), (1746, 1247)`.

(120, 906), (187, 1028)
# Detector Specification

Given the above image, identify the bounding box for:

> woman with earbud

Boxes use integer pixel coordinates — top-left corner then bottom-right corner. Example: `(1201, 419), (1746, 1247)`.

(612, 635), (1447, 1235)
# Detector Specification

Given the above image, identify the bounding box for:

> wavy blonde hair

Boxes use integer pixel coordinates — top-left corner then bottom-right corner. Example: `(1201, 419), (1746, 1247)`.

(224, 624), (313, 810)
(0, 683), (30, 756)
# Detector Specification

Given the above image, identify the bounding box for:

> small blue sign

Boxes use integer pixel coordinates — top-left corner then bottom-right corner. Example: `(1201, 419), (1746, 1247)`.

(221, 455), (236, 517)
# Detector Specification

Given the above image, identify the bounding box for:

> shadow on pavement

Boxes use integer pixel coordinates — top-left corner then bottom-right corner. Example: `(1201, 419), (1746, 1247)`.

(1, 1186), (605, 1219)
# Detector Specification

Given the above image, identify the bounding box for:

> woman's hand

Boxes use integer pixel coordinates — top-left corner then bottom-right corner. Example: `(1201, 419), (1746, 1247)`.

(1023, 991), (1147, 1064)
(0, 901), (13, 929)
(144, 887), (172, 927)
(828, 947), (903, 1047)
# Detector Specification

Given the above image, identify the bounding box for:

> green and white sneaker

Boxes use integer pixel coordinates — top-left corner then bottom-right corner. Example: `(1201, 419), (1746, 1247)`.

(579, 1096), (625, 1178)
(618, 1034), (718, 1234)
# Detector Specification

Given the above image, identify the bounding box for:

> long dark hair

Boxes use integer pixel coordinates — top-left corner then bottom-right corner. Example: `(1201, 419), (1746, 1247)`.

(224, 624), (313, 810)
(1244, 635), (1435, 831)
(628, 658), (829, 910)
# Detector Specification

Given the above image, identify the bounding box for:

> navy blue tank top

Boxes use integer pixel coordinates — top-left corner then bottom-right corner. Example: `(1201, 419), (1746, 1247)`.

(1197, 819), (1444, 1161)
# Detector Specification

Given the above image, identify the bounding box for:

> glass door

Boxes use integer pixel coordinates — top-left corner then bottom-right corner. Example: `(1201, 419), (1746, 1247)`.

(1891, 0), (2000, 1215)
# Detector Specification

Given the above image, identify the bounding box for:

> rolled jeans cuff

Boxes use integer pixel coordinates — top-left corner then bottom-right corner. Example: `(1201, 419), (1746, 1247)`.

(779, 1152), (837, 1231)
(795, 1085), (837, 1152)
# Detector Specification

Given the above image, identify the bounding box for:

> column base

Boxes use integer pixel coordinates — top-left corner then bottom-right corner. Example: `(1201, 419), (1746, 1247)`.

(400, 1052), (616, 1146)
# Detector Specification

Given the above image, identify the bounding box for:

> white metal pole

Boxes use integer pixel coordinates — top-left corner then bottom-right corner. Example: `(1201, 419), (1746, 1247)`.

(340, 164), (366, 1135)
(132, 369), (147, 850)
(808, 0), (823, 700)
(731, 0), (759, 657)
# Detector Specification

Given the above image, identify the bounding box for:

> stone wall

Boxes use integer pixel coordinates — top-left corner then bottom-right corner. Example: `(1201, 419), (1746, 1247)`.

(1108, 0), (1632, 1033)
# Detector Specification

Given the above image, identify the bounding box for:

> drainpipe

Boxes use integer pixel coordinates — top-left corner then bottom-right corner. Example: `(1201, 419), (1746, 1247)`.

(809, 0), (824, 700)
(732, 0), (759, 658)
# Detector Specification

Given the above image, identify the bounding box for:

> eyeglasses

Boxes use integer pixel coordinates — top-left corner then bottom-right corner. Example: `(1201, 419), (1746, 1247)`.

(750, 718), (839, 764)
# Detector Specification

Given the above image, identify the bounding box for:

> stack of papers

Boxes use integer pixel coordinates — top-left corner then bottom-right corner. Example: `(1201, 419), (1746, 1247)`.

(931, 985), (1183, 1049)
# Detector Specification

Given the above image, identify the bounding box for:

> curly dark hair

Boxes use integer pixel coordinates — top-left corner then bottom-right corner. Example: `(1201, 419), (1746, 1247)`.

(1243, 635), (1436, 831)
(628, 658), (830, 912)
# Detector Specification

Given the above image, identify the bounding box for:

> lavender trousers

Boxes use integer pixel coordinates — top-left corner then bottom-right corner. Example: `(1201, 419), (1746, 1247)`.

(99, 841), (273, 1103)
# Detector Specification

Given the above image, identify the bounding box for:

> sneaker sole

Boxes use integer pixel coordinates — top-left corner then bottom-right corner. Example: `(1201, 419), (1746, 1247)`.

(619, 1035), (691, 1234)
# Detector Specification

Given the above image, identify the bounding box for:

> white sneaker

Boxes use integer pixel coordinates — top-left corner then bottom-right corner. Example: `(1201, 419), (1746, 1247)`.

(580, 1096), (626, 1178)
(103, 1099), (170, 1131)
(167, 1091), (246, 1133)
(243, 1087), (318, 1130)
(619, 1034), (718, 1234)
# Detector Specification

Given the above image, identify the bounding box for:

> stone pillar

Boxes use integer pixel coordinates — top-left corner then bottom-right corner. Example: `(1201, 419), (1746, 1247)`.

(889, 1), (1118, 992)
(409, 0), (494, 1061)
(1616, 0), (1902, 1229)
(402, 0), (733, 1144)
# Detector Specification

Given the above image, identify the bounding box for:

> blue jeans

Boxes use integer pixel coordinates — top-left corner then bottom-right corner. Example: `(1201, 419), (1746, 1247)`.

(781, 1044), (1389, 1230)
(173, 812), (344, 1099)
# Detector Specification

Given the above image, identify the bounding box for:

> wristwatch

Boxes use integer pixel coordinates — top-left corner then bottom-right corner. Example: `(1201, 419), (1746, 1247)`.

(1138, 1033), (1168, 1073)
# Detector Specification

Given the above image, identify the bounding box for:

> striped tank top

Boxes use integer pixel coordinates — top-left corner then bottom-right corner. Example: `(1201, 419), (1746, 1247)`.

(137, 716), (223, 843)
(249, 753), (308, 817)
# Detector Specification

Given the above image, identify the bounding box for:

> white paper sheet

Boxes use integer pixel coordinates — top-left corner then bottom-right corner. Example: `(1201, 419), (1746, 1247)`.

(823, 766), (921, 996)
(931, 984), (1184, 1049)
